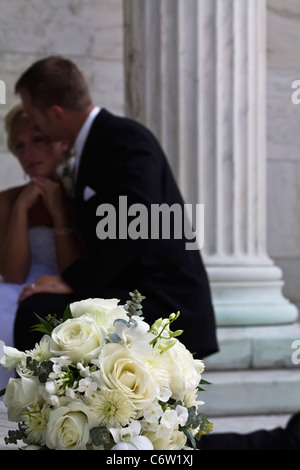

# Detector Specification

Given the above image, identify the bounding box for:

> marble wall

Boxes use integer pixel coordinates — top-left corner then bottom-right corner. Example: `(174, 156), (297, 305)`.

(267, 0), (300, 311)
(0, 0), (299, 310)
(0, 0), (125, 189)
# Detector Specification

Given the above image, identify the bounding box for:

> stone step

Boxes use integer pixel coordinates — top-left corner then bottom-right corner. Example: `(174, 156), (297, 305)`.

(209, 414), (290, 435)
(200, 368), (300, 417)
(204, 323), (300, 370)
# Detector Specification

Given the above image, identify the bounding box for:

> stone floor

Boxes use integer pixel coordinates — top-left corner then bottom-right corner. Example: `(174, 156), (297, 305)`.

(0, 400), (291, 451)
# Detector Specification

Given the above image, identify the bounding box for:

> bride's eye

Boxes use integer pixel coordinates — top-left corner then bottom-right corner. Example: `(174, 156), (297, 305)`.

(14, 141), (24, 152)
(33, 135), (44, 143)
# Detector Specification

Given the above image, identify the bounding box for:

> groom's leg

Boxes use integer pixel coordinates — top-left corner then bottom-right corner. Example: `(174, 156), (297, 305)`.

(198, 427), (298, 450)
(14, 293), (77, 351)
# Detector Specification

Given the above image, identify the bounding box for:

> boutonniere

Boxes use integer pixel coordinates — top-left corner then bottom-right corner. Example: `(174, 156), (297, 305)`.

(56, 156), (76, 197)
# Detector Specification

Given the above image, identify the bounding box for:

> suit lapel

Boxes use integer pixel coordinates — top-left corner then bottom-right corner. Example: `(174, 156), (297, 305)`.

(75, 108), (112, 206)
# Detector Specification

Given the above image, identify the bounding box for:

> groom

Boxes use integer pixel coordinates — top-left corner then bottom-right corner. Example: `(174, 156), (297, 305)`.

(14, 55), (218, 360)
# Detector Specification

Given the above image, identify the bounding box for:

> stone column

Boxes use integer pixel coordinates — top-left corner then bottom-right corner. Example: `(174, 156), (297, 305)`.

(123, 0), (298, 327)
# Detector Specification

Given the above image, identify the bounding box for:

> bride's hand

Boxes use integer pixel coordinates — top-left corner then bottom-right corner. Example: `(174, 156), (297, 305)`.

(15, 181), (43, 210)
(33, 177), (67, 220)
(18, 274), (73, 302)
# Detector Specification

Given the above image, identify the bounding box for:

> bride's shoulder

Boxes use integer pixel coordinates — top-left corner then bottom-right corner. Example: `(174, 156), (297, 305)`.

(0, 185), (26, 206)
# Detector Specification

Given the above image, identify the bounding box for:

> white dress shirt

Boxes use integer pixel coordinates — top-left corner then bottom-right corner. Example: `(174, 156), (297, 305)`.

(74, 106), (101, 181)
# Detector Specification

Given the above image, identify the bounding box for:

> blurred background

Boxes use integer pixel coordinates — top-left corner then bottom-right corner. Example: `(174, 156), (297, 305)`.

(0, 0), (299, 432)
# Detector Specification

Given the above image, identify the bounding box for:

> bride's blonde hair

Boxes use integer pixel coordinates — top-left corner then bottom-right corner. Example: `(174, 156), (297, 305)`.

(5, 103), (73, 160)
(5, 103), (29, 155)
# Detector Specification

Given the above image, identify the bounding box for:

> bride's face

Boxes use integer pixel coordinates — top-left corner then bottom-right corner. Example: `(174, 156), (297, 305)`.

(13, 121), (64, 179)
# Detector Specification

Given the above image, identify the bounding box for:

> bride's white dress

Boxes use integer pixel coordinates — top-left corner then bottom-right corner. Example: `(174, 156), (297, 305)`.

(0, 226), (59, 391)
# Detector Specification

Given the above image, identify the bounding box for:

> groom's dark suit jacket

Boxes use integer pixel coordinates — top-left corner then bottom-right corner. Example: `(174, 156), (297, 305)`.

(61, 109), (218, 358)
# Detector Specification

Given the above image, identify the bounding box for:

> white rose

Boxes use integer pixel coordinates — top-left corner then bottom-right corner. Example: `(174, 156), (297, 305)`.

(195, 359), (205, 374)
(143, 430), (187, 450)
(50, 317), (107, 363)
(3, 376), (42, 421)
(98, 343), (159, 413)
(70, 298), (128, 333)
(160, 341), (202, 401)
(45, 400), (98, 450)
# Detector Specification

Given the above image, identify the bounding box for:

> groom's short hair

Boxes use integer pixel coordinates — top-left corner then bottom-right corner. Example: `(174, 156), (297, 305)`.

(15, 56), (92, 112)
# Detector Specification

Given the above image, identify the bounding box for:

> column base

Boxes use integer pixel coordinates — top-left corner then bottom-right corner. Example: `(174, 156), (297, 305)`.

(207, 264), (299, 326)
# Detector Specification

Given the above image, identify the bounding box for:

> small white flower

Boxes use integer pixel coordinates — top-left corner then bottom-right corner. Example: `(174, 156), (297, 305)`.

(158, 386), (172, 403)
(0, 343), (25, 371)
(77, 378), (97, 397)
(143, 402), (163, 424)
(45, 381), (56, 395)
(110, 420), (153, 451)
(66, 387), (77, 400)
(48, 365), (61, 379)
(114, 316), (154, 357)
(77, 362), (91, 378)
(51, 356), (72, 367)
(47, 394), (60, 407)
(161, 409), (178, 429)
(176, 404), (188, 426)
(155, 405), (188, 441)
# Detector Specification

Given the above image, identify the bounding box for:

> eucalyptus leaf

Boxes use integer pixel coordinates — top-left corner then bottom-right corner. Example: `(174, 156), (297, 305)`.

(110, 333), (121, 343)
(90, 426), (112, 447)
(182, 427), (197, 450)
(4, 428), (24, 445)
(114, 319), (130, 328)
(124, 290), (146, 318)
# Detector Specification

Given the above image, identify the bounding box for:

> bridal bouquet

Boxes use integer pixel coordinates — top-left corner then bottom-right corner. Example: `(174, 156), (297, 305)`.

(0, 291), (212, 450)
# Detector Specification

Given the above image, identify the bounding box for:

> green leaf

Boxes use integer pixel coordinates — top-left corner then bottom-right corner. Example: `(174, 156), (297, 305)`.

(31, 313), (54, 335)
(195, 415), (213, 439)
(90, 426), (113, 447)
(62, 304), (72, 322)
(182, 427), (197, 450)
(197, 378), (212, 392)
(199, 379), (211, 385)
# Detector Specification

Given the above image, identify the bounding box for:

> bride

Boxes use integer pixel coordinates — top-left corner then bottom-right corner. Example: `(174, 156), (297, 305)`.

(0, 104), (81, 390)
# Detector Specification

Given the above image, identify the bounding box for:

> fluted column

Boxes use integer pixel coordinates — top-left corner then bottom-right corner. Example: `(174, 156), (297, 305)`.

(123, 0), (298, 326)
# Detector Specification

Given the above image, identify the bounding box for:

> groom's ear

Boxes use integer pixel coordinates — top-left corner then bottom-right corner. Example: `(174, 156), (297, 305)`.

(47, 105), (65, 122)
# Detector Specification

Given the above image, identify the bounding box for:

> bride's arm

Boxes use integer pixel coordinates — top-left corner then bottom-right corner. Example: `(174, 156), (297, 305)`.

(52, 201), (82, 272)
(33, 177), (82, 272)
(0, 186), (39, 284)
